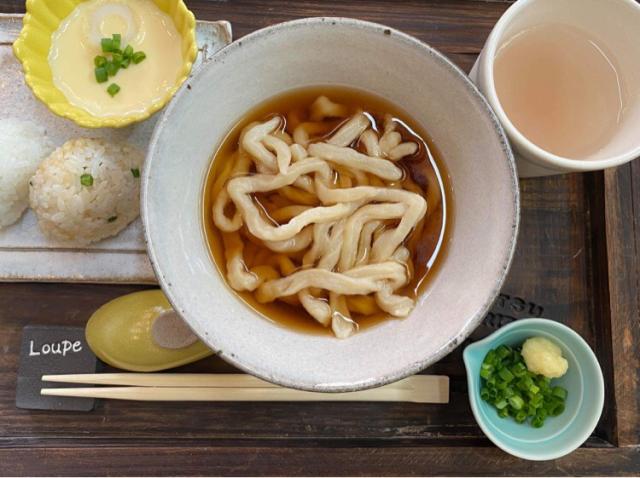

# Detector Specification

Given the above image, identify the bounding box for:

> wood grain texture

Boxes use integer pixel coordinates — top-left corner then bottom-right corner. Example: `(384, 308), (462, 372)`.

(1, 0), (639, 475)
(1, 445), (639, 477)
(603, 163), (640, 447)
(587, 170), (618, 445)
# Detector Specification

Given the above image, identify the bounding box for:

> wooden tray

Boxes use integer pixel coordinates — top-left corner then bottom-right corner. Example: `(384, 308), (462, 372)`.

(0, 1), (638, 476)
(0, 14), (231, 284)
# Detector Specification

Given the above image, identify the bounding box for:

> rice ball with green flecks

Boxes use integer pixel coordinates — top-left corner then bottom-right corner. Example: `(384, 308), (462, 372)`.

(29, 138), (143, 245)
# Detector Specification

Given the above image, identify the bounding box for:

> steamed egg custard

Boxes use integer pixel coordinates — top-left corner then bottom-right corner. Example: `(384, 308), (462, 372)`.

(48, 0), (184, 117)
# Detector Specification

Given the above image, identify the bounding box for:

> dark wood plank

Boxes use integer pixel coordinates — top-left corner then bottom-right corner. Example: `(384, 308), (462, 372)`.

(603, 163), (640, 447)
(0, 444), (638, 477)
(0, 0), (499, 73)
(1, 0), (639, 475)
(0, 273), (604, 445)
(587, 170), (618, 445)
(0, 290), (483, 441)
(0, 0), (512, 52)
(508, 174), (596, 343)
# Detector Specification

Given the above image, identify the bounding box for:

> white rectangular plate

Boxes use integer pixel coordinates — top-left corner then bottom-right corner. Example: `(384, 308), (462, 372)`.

(0, 14), (231, 284)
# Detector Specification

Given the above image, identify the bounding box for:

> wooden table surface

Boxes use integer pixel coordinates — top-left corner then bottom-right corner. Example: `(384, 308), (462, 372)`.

(1, 0), (639, 476)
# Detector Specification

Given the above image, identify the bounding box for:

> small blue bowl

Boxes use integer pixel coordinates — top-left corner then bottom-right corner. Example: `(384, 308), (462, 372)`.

(463, 318), (604, 461)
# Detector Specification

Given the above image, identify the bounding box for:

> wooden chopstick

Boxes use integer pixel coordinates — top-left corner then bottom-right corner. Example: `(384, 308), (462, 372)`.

(41, 384), (446, 403)
(40, 374), (449, 403)
(42, 373), (277, 388)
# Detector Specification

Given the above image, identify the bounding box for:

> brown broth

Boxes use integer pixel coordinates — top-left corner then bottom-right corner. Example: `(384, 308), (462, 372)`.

(203, 86), (453, 336)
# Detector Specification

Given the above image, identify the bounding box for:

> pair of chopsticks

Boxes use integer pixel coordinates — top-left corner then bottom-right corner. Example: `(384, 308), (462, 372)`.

(41, 373), (449, 403)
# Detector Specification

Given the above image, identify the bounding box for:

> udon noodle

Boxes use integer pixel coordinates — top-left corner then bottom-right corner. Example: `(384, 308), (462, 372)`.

(204, 87), (449, 338)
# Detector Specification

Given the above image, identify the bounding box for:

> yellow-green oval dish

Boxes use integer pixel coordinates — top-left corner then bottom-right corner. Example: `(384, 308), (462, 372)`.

(86, 289), (213, 372)
(13, 0), (197, 128)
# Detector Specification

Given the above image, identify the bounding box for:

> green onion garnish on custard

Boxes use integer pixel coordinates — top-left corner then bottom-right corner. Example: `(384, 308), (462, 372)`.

(132, 51), (146, 64)
(94, 66), (108, 83)
(100, 37), (114, 53)
(105, 61), (119, 77)
(94, 33), (146, 96)
(111, 33), (121, 51)
(111, 53), (123, 68)
(107, 83), (121, 97)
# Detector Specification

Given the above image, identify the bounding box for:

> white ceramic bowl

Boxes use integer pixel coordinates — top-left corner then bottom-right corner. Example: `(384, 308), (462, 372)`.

(142, 18), (519, 392)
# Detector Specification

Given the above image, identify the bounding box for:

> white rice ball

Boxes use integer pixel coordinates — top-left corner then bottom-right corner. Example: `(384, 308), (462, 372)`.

(0, 119), (54, 228)
(29, 138), (143, 245)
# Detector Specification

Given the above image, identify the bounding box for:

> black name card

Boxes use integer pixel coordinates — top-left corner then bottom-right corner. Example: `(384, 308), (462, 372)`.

(16, 326), (98, 411)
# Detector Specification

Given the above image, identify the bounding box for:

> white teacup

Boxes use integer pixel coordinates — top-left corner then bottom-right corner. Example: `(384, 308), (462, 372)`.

(470, 0), (640, 177)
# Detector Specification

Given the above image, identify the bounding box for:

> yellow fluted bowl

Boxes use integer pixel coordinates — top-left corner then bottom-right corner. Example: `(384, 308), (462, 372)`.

(13, 0), (197, 128)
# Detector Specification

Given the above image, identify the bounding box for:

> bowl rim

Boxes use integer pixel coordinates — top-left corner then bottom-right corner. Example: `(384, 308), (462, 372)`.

(463, 318), (605, 461)
(142, 16), (520, 392)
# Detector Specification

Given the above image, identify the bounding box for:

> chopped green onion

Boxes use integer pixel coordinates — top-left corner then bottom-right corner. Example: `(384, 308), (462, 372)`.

(550, 402), (565, 417)
(107, 216), (118, 223)
(498, 368), (515, 383)
(531, 415), (545, 428)
(483, 349), (496, 365)
(552, 386), (568, 400)
(93, 34), (148, 95)
(80, 174), (93, 186)
(112, 53), (123, 67)
(111, 33), (121, 51)
(480, 387), (490, 401)
(511, 362), (527, 377)
(530, 393), (543, 407)
(539, 376), (551, 387)
(106, 61), (119, 77)
(508, 395), (525, 410)
(494, 399), (507, 410)
(101, 38), (114, 53)
(107, 83), (121, 97)
(496, 345), (511, 360)
(131, 168), (140, 178)
(512, 350), (523, 364)
(132, 51), (146, 64)
(479, 342), (569, 428)
(95, 67), (108, 83)
(515, 410), (528, 423)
